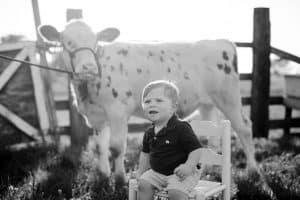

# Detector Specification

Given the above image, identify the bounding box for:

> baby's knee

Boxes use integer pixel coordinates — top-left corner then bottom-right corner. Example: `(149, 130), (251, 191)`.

(138, 179), (155, 200)
(138, 179), (155, 193)
(168, 189), (188, 200)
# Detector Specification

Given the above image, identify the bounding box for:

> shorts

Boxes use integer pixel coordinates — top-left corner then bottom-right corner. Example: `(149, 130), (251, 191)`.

(139, 168), (201, 195)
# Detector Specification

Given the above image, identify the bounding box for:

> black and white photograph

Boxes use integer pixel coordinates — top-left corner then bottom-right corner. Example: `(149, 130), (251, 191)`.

(0, 0), (299, 199)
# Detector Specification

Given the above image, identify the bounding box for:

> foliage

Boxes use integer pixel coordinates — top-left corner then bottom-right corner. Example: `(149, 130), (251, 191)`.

(232, 137), (300, 200)
(0, 34), (25, 43)
(262, 153), (300, 200)
(0, 135), (299, 200)
(124, 137), (142, 173)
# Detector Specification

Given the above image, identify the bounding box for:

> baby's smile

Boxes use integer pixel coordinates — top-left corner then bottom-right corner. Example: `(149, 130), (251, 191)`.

(148, 110), (159, 115)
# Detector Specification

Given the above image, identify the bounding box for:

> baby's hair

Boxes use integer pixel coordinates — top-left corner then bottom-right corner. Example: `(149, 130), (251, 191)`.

(142, 80), (180, 105)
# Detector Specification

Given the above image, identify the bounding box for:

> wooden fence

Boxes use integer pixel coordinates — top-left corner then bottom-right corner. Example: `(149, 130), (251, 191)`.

(235, 8), (300, 137)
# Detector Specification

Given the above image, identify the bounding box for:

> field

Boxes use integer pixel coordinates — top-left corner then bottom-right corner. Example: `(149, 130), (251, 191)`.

(0, 71), (300, 200)
(0, 131), (299, 200)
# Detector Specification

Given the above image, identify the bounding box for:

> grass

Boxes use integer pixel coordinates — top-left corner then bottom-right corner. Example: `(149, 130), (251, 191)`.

(0, 134), (299, 200)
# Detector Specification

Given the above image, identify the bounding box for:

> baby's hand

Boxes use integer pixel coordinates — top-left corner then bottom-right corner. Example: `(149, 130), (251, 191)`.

(174, 164), (193, 181)
(130, 171), (139, 179)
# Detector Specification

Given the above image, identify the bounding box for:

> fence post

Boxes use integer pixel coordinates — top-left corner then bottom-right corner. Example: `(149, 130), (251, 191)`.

(66, 9), (83, 22)
(32, 0), (58, 136)
(251, 8), (271, 138)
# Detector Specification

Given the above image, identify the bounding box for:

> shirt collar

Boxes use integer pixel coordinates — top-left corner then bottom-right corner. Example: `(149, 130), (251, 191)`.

(150, 114), (179, 134)
(166, 114), (179, 130)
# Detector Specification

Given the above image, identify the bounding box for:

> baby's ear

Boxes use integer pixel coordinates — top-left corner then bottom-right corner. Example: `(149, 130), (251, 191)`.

(172, 103), (178, 110)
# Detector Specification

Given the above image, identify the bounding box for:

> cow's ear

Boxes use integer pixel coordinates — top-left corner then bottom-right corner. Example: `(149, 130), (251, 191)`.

(97, 28), (120, 42)
(38, 25), (60, 42)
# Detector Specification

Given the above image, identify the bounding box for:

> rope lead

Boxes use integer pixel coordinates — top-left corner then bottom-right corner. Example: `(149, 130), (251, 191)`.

(0, 54), (73, 75)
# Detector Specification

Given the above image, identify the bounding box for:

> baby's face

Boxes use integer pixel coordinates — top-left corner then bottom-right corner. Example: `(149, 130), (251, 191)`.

(143, 87), (176, 126)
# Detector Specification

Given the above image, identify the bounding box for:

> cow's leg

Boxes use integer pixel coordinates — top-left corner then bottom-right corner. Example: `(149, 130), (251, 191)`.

(212, 90), (277, 198)
(182, 104), (216, 122)
(109, 117), (128, 186)
(210, 98), (276, 197)
(197, 104), (223, 150)
(226, 107), (256, 170)
(211, 94), (257, 171)
(97, 126), (111, 177)
(198, 104), (218, 121)
(107, 104), (128, 187)
(89, 126), (111, 177)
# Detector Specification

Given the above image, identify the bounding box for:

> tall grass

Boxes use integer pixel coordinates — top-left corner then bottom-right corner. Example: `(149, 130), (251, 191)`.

(0, 135), (299, 199)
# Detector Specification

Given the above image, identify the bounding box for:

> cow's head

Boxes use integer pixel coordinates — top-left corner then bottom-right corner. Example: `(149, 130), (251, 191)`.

(38, 20), (120, 79)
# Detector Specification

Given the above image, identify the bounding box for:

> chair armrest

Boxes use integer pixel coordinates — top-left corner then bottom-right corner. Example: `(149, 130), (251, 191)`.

(194, 181), (226, 200)
(204, 184), (226, 197)
(129, 179), (138, 200)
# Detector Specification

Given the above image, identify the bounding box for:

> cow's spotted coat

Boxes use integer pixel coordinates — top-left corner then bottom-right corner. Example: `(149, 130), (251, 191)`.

(39, 20), (257, 185)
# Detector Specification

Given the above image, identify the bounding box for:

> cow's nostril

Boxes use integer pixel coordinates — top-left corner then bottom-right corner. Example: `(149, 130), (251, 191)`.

(82, 63), (97, 72)
(82, 64), (89, 70)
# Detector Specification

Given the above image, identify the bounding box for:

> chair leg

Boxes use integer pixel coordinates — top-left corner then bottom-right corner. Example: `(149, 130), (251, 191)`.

(129, 179), (138, 200)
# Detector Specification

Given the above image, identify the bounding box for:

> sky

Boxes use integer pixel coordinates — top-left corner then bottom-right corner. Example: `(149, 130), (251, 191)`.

(0, 0), (300, 73)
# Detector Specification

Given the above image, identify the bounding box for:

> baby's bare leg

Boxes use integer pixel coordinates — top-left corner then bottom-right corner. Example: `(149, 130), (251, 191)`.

(138, 179), (155, 200)
(168, 189), (188, 200)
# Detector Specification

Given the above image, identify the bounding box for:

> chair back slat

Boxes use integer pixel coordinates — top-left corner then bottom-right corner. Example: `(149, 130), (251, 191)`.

(190, 120), (225, 166)
(190, 119), (231, 200)
(189, 120), (222, 137)
(198, 148), (222, 165)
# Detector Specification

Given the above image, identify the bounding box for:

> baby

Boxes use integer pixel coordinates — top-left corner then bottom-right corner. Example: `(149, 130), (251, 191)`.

(137, 80), (202, 200)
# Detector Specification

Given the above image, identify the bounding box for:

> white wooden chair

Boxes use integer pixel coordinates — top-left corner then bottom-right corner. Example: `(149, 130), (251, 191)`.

(129, 119), (231, 200)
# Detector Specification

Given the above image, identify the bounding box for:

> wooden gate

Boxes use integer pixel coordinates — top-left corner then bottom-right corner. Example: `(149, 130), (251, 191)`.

(0, 42), (51, 147)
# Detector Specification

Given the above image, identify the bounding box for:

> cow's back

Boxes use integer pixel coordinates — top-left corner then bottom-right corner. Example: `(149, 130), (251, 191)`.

(98, 39), (238, 117)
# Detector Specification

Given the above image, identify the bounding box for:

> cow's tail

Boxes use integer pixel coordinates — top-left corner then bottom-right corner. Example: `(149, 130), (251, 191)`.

(229, 41), (239, 74)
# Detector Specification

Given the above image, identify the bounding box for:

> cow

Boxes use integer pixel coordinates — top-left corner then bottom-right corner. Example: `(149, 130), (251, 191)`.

(38, 20), (257, 185)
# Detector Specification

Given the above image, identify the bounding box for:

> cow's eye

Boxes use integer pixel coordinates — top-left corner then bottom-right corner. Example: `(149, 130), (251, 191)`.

(66, 41), (72, 47)
(66, 40), (75, 50)
(144, 100), (150, 104)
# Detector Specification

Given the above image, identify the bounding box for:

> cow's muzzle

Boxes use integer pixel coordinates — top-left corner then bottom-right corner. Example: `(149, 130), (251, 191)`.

(65, 47), (102, 79)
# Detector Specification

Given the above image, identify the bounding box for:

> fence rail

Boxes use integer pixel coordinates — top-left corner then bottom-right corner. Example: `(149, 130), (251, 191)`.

(271, 47), (300, 64)
(242, 96), (284, 106)
(270, 118), (300, 129)
(238, 51), (300, 136)
(235, 42), (253, 48)
(239, 73), (252, 81)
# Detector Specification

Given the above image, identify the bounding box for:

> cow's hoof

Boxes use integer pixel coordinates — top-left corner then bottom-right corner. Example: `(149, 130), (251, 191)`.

(247, 161), (259, 172)
(115, 174), (127, 188)
(246, 167), (260, 181)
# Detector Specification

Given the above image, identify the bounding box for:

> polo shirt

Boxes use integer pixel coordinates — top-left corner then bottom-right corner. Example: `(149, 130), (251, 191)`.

(142, 115), (201, 175)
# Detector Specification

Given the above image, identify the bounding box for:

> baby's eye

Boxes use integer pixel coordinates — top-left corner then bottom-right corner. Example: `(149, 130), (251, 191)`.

(144, 100), (150, 104)
(156, 99), (163, 103)
(65, 40), (77, 50)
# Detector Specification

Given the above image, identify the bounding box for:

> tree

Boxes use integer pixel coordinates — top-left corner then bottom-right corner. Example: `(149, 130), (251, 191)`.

(1, 34), (25, 43)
